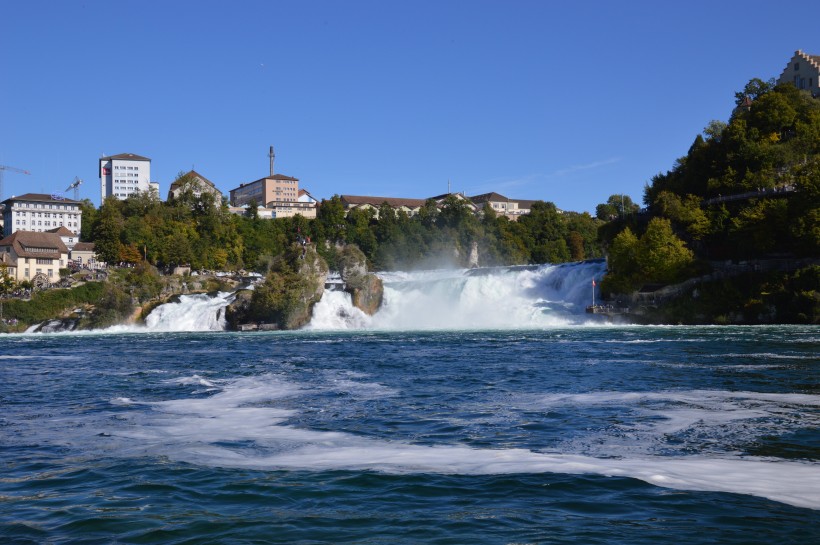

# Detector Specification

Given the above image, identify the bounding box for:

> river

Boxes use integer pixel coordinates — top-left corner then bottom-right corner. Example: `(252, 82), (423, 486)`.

(2, 263), (818, 543)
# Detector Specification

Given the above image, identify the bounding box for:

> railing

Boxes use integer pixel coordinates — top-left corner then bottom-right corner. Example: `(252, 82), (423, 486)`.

(702, 184), (796, 205)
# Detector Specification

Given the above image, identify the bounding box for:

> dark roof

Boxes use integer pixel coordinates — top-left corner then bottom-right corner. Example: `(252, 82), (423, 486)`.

(469, 193), (537, 210)
(0, 231), (68, 258)
(469, 192), (510, 203)
(340, 195), (427, 208)
(430, 192), (469, 200)
(169, 170), (217, 190)
(2, 193), (80, 205)
(260, 174), (298, 182)
(72, 242), (96, 252)
(100, 153), (151, 162)
(46, 226), (76, 236)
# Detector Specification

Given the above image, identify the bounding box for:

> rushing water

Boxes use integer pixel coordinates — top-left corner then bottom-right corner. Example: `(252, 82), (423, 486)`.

(2, 264), (819, 544)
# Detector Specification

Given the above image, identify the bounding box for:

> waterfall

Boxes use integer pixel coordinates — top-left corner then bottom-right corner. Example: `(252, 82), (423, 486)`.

(141, 292), (234, 332)
(308, 260), (607, 331)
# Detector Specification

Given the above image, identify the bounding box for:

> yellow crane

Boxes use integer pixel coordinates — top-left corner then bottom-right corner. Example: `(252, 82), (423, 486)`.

(0, 164), (31, 201)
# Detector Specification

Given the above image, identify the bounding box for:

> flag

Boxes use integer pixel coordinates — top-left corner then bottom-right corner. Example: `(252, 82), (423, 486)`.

(592, 279), (596, 287)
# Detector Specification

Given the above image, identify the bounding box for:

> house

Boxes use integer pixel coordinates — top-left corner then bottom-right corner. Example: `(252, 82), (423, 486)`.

(778, 50), (820, 96)
(339, 192), (479, 219)
(0, 231), (69, 284)
(468, 192), (540, 220)
(167, 170), (223, 202)
(2, 193), (82, 237)
(339, 195), (428, 218)
(99, 153), (153, 201)
(46, 226), (80, 251)
(69, 242), (102, 270)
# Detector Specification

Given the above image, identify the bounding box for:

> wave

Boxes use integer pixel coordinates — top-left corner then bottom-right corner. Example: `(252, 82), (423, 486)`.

(92, 375), (820, 510)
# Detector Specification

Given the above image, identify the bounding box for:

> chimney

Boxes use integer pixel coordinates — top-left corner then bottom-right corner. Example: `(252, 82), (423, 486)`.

(269, 145), (275, 176)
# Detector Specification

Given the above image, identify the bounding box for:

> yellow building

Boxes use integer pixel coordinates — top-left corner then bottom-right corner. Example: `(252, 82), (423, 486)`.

(0, 231), (69, 285)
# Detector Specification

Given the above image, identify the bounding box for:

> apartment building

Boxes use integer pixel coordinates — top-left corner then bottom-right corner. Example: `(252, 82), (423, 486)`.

(99, 153), (152, 200)
(2, 193), (82, 237)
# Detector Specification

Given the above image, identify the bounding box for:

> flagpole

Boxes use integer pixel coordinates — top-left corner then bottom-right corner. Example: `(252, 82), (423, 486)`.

(592, 278), (596, 308)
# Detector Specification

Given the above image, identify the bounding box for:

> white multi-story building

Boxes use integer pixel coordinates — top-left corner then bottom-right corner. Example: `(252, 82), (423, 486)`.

(1, 193), (82, 237)
(99, 153), (152, 201)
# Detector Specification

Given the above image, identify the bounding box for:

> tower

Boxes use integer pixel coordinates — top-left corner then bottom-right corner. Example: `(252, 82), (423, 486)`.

(269, 145), (275, 176)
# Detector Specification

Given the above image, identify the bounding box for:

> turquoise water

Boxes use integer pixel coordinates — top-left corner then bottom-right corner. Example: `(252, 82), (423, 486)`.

(2, 326), (819, 544)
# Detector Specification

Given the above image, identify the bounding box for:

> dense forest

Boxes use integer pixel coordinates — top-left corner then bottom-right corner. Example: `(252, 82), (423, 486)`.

(80, 177), (603, 273)
(600, 78), (820, 295)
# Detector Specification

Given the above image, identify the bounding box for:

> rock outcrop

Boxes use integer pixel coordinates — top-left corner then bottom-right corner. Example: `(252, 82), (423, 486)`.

(337, 245), (383, 316)
(234, 243), (328, 330)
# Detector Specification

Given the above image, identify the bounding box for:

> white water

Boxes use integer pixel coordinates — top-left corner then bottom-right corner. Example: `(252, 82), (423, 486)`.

(140, 292), (233, 332)
(105, 373), (820, 510)
(113, 260), (607, 333)
(309, 260), (607, 330)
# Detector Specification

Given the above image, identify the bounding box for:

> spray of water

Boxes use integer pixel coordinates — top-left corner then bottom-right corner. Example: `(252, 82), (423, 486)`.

(309, 260), (607, 330)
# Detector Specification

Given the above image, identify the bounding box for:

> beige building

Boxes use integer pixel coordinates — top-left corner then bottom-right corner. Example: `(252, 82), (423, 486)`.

(778, 50), (820, 96)
(70, 242), (102, 269)
(469, 192), (539, 220)
(0, 231), (69, 284)
(167, 170), (223, 202)
(228, 146), (317, 219)
(230, 174), (300, 207)
(339, 195), (427, 218)
(46, 226), (80, 251)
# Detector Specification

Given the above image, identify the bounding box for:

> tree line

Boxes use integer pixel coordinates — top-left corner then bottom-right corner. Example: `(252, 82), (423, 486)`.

(80, 173), (604, 273)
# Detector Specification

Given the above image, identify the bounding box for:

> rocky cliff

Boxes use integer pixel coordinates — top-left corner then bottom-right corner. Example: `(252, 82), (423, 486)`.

(337, 245), (383, 315)
(227, 243), (328, 330)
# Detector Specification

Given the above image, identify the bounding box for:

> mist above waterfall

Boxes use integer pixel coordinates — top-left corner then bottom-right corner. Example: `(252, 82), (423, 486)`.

(308, 260), (607, 331)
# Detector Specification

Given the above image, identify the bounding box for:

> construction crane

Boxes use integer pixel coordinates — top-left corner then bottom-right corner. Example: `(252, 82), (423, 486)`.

(0, 165), (31, 201)
(65, 177), (82, 200)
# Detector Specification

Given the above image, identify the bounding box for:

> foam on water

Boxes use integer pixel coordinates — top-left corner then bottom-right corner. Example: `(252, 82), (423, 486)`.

(101, 374), (820, 510)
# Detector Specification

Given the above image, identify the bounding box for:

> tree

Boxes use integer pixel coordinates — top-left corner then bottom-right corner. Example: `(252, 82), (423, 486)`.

(315, 195), (347, 243)
(734, 77), (775, 106)
(596, 194), (639, 220)
(93, 196), (125, 264)
(0, 263), (15, 297)
(637, 218), (694, 283)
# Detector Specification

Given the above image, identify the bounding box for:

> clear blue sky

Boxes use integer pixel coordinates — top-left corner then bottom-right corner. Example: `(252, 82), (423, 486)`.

(1, 0), (818, 213)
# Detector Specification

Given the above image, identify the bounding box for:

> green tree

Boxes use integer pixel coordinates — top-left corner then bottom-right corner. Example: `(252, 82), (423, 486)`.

(637, 218), (694, 283)
(92, 196), (125, 264)
(0, 262), (15, 297)
(734, 77), (775, 105)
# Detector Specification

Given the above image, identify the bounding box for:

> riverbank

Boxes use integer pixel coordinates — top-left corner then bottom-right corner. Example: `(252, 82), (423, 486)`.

(607, 264), (820, 325)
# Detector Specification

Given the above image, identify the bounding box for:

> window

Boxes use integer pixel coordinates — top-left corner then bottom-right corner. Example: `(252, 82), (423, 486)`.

(795, 62), (800, 70)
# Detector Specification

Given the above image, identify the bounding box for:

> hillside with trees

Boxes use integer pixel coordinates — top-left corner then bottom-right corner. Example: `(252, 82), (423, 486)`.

(598, 79), (819, 323)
